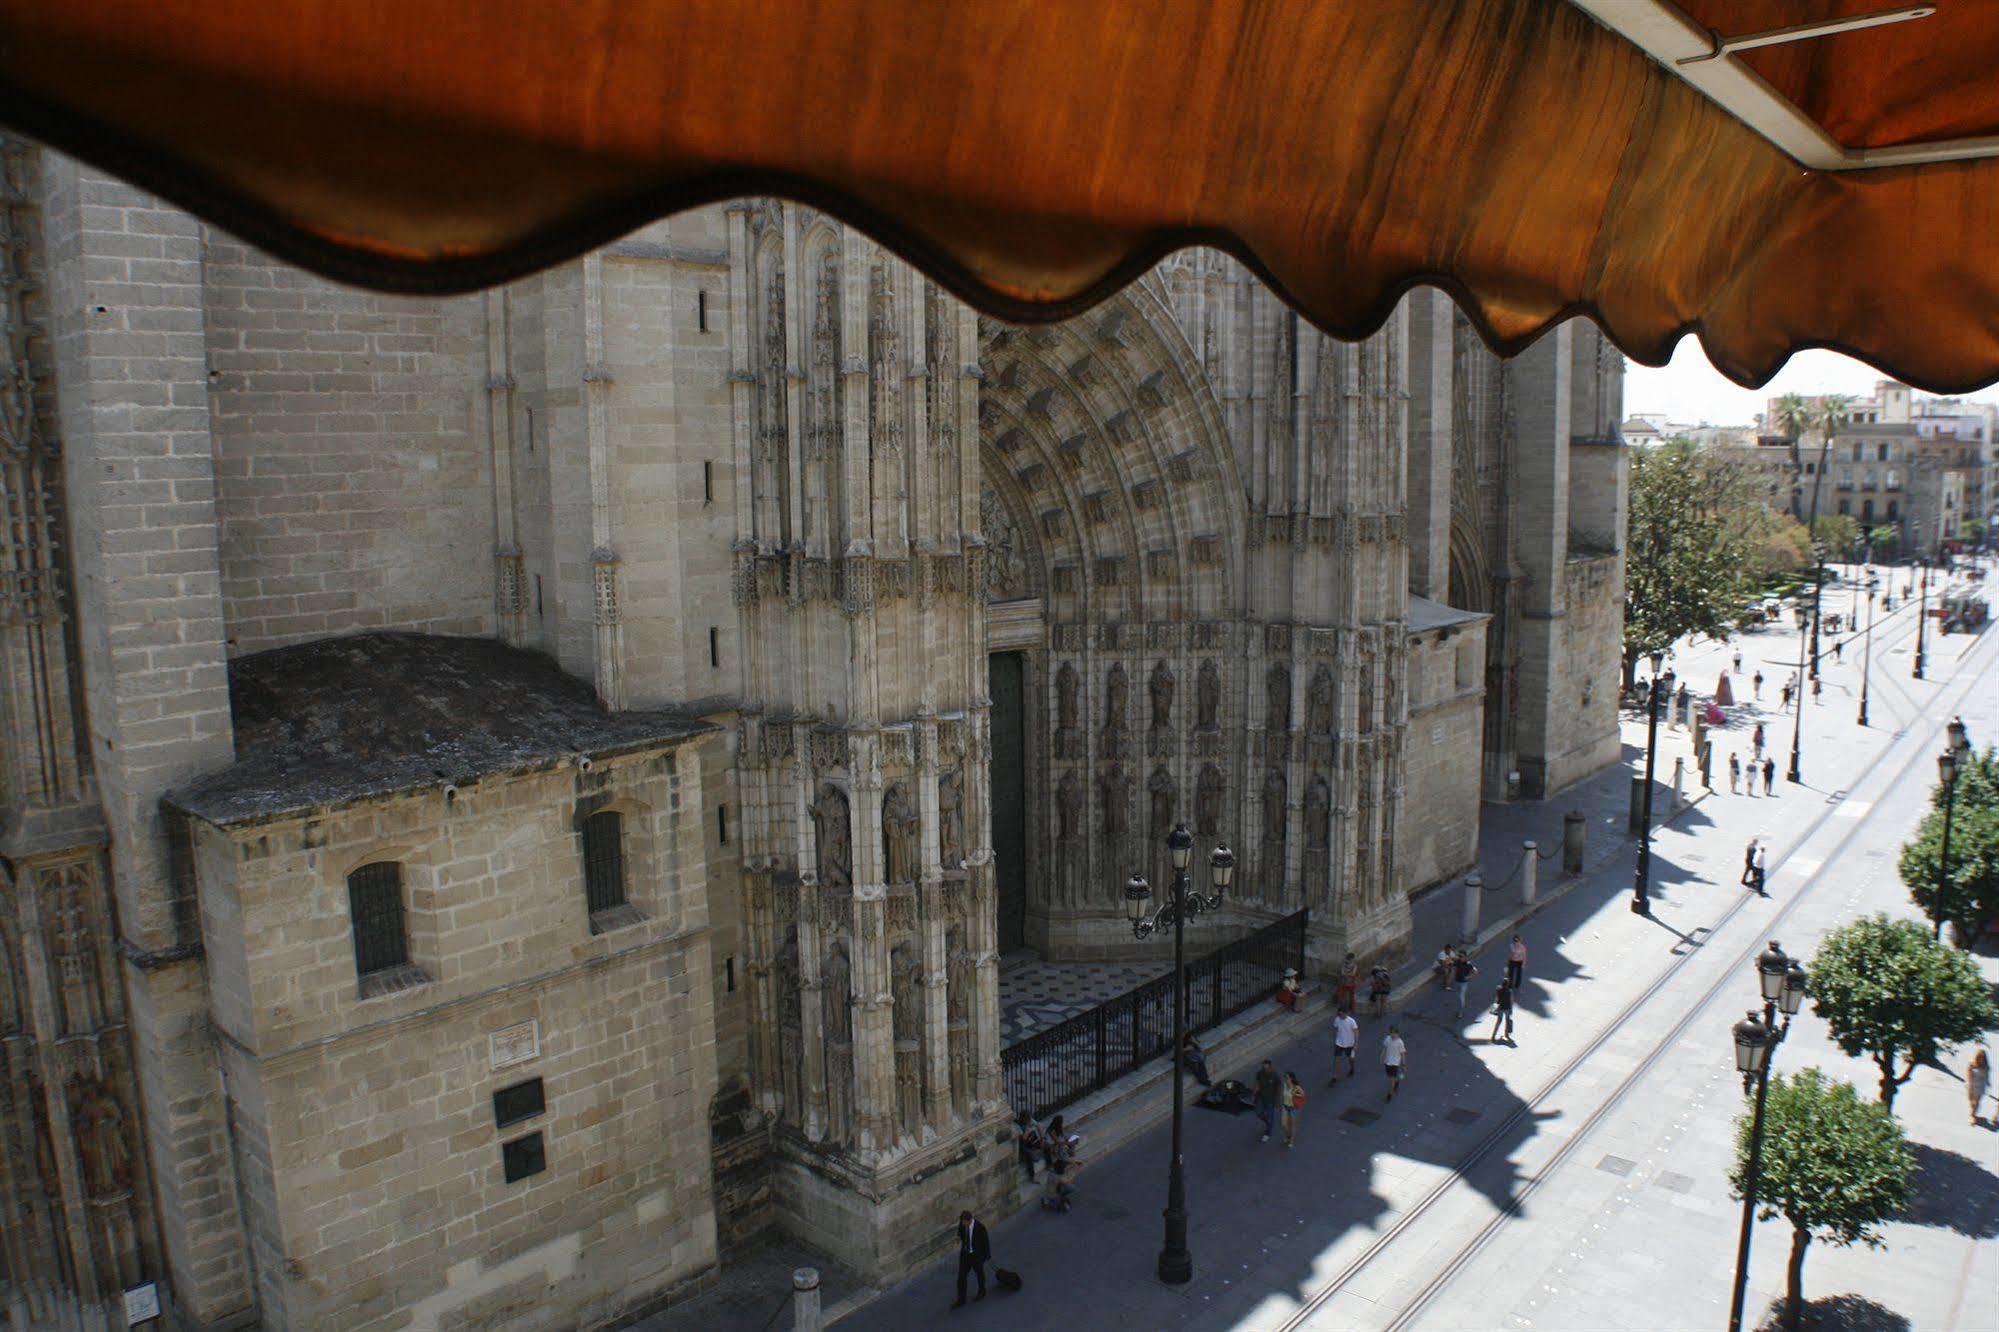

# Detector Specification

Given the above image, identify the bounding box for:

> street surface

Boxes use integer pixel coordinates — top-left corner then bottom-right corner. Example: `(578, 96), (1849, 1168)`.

(847, 564), (1999, 1332)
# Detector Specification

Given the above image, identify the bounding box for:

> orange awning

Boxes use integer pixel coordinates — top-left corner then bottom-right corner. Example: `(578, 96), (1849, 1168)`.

(7, 0), (1999, 390)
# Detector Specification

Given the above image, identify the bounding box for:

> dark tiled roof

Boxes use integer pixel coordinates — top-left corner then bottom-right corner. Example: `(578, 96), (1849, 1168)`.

(167, 633), (712, 828)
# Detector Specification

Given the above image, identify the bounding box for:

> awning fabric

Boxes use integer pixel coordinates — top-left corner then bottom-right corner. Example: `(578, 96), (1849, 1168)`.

(7, 0), (1999, 391)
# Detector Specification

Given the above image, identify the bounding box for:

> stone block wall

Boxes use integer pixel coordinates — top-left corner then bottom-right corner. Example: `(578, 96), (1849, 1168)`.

(184, 742), (721, 1327)
(203, 239), (494, 654)
(1545, 552), (1626, 794)
(1398, 624), (1486, 892)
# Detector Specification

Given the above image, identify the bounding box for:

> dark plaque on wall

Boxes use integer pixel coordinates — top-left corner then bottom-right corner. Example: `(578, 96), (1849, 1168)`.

(502, 1132), (546, 1183)
(493, 1077), (546, 1129)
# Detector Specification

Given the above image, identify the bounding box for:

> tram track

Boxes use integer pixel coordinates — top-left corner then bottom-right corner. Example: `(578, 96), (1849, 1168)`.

(1274, 620), (1999, 1332)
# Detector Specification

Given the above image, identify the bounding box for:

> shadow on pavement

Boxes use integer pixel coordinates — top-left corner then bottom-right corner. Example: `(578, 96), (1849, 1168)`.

(1901, 1142), (1999, 1239)
(1756, 1292), (1911, 1332)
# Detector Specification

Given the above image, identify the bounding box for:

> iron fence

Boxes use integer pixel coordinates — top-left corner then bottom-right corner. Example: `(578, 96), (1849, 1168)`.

(1002, 908), (1307, 1120)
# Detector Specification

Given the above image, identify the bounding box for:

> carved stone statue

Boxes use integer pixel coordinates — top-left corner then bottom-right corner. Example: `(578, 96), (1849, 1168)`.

(1197, 659), (1220, 730)
(813, 784), (853, 888)
(71, 1080), (132, 1197)
(1056, 663), (1079, 732)
(981, 488), (1029, 601)
(1196, 764), (1224, 837)
(1057, 771), (1083, 841)
(1357, 656), (1375, 734)
(1308, 666), (1335, 737)
(1103, 663), (1129, 734)
(823, 941), (852, 1045)
(1305, 773), (1331, 850)
(937, 769), (965, 870)
(1148, 766), (1176, 838)
(1262, 768), (1287, 845)
(1148, 661), (1174, 730)
(1266, 663), (1292, 733)
(882, 784), (918, 884)
(1100, 765), (1129, 839)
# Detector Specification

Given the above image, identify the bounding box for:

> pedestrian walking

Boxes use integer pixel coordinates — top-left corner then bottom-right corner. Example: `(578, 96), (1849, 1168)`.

(1753, 669), (1764, 698)
(951, 1210), (992, 1308)
(1278, 1070), (1305, 1148)
(1433, 944), (1456, 990)
(1253, 1059), (1282, 1143)
(1781, 679), (1793, 709)
(1752, 722), (1766, 758)
(1733, 650), (1743, 674)
(1334, 951), (1360, 1014)
(1762, 756), (1776, 794)
(1382, 1027), (1406, 1101)
(1329, 1010), (1359, 1083)
(1451, 951), (1479, 1017)
(1729, 753), (1741, 794)
(1741, 840), (1759, 892)
(1968, 1048), (1991, 1126)
(1490, 980), (1516, 1045)
(1833, 638), (1843, 661)
(1368, 965), (1393, 1017)
(1506, 934), (1527, 988)
(1811, 675), (1822, 703)
(1180, 1031), (1213, 1087)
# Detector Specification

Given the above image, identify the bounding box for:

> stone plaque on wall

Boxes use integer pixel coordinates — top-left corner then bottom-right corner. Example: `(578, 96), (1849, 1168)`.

(490, 1020), (540, 1070)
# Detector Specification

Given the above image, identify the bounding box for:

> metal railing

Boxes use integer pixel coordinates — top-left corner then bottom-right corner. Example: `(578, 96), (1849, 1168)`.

(1001, 908), (1307, 1120)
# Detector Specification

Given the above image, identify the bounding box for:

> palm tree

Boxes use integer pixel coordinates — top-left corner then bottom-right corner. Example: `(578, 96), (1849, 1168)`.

(1771, 393), (1814, 519)
(1805, 396), (1850, 678)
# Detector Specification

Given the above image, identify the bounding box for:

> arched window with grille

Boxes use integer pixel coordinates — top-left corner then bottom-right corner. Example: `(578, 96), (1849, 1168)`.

(347, 862), (408, 977)
(583, 810), (627, 916)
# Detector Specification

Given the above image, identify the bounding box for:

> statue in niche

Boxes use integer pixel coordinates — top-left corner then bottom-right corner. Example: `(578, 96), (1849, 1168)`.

(1148, 767), (1176, 839)
(1305, 774), (1331, 850)
(70, 1080), (132, 1197)
(1149, 661), (1174, 730)
(1266, 663), (1292, 733)
(1056, 663), (1079, 733)
(1262, 769), (1287, 845)
(823, 940), (853, 1046)
(1196, 764), (1224, 837)
(30, 1078), (60, 1199)
(891, 945), (921, 1042)
(1307, 666), (1336, 737)
(1196, 659), (1221, 730)
(812, 784), (853, 888)
(1357, 658), (1375, 735)
(1100, 765), (1129, 840)
(823, 938), (854, 1143)
(882, 784), (918, 884)
(1103, 663), (1129, 735)
(981, 489), (1029, 601)
(1057, 771), (1083, 842)
(1355, 816), (1375, 901)
(891, 945), (923, 1140)
(938, 770), (965, 870)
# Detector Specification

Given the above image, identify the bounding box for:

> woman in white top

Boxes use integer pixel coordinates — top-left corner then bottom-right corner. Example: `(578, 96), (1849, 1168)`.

(1382, 1027), (1407, 1101)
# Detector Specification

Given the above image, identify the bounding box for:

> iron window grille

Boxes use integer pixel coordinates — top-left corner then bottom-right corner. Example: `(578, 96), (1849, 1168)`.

(583, 810), (627, 915)
(347, 862), (409, 977)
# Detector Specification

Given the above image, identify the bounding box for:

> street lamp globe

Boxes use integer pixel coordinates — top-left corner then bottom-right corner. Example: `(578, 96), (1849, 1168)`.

(1168, 823), (1194, 872)
(1124, 873), (1152, 925)
(1939, 749), (1958, 784)
(1947, 715), (1970, 757)
(1733, 1011), (1774, 1076)
(1209, 843), (1235, 894)
(1780, 961), (1809, 1017)
(1756, 942), (1789, 1004)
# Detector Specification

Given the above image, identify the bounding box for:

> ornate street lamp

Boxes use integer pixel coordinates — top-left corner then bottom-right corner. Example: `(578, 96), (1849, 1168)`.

(1128, 827), (1231, 1285)
(1927, 720), (1975, 940)
(1632, 669), (1673, 914)
(1728, 941), (1809, 1332)
(1857, 579), (1878, 727)
(1914, 556), (1930, 678)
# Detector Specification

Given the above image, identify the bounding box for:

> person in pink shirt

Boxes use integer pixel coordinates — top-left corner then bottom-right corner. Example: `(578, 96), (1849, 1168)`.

(1505, 934), (1527, 989)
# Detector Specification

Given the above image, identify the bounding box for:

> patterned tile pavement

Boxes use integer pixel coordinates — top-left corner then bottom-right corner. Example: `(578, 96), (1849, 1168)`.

(999, 959), (1169, 1044)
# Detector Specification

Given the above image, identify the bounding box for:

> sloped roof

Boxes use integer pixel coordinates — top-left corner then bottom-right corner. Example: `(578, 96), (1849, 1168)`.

(11, 1), (1999, 391)
(167, 633), (712, 828)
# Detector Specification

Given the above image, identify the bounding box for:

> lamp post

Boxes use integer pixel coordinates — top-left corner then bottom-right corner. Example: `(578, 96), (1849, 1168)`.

(1930, 717), (1972, 941)
(1857, 577), (1878, 727)
(1727, 941), (1811, 1332)
(1913, 556), (1929, 678)
(1126, 828), (1233, 1285)
(1632, 668), (1673, 915)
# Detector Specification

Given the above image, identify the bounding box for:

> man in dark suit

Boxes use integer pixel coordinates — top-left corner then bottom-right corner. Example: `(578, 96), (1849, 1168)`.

(951, 1210), (991, 1308)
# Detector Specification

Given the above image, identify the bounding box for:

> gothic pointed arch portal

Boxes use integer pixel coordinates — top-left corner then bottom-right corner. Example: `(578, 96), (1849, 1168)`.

(976, 284), (1247, 959)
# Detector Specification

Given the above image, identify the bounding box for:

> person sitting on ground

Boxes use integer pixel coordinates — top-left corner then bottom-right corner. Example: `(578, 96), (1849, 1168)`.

(1274, 967), (1307, 1009)
(1041, 1115), (1082, 1211)
(1014, 1111), (1044, 1182)
(1180, 1031), (1213, 1087)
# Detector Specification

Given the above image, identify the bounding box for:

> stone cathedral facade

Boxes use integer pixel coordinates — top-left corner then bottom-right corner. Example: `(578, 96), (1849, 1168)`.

(0, 144), (1623, 1329)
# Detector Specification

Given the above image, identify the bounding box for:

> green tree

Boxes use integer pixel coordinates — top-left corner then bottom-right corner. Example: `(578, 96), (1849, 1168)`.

(1807, 513), (1860, 561)
(1623, 439), (1759, 686)
(1866, 523), (1900, 558)
(1899, 747), (1999, 945)
(1731, 1069), (1914, 1332)
(1749, 511), (1813, 579)
(1808, 914), (1999, 1108)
